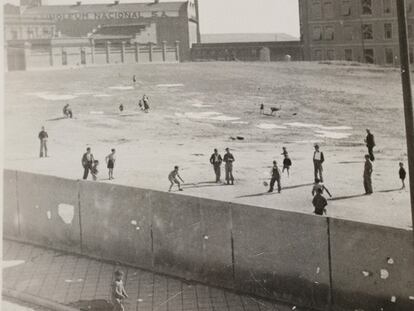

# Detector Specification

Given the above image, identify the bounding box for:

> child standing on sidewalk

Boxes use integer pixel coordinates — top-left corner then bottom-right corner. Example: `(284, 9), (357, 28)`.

(111, 270), (128, 311)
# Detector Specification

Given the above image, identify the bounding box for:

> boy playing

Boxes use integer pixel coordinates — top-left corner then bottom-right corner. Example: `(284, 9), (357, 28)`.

(91, 160), (99, 181)
(399, 162), (406, 189)
(312, 178), (332, 197)
(111, 270), (128, 311)
(168, 166), (184, 192)
(312, 188), (328, 216)
(281, 147), (292, 177)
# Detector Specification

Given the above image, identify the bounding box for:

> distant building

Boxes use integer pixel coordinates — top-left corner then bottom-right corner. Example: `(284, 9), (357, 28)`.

(299, 0), (414, 65)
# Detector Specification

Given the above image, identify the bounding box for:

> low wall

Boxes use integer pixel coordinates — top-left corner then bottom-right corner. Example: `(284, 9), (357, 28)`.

(3, 169), (414, 311)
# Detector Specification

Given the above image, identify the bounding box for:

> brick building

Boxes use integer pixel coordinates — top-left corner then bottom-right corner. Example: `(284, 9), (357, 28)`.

(299, 0), (414, 65)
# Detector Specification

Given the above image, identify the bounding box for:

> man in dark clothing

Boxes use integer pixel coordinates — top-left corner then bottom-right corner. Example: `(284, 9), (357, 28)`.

(223, 148), (235, 185)
(210, 149), (223, 183)
(365, 129), (375, 161)
(313, 188), (328, 216)
(82, 147), (95, 180)
(38, 126), (48, 158)
(268, 161), (281, 193)
(313, 144), (325, 182)
(363, 154), (373, 195)
(399, 162), (406, 189)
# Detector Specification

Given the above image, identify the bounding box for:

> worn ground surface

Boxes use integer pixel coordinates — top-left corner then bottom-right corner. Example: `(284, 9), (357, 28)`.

(2, 240), (301, 311)
(3, 62), (412, 229)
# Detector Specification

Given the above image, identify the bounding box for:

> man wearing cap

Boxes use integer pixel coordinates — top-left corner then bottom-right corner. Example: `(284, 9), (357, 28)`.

(210, 149), (223, 183)
(223, 148), (235, 185)
(313, 144), (325, 182)
(365, 129), (375, 161)
(268, 161), (281, 193)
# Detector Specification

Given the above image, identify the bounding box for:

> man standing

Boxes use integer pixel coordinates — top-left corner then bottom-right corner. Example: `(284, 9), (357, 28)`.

(223, 148), (235, 185)
(363, 154), (373, 195)
(82, 147), (95, 180)
(38, 126), (48, 158)
(268, 161), (281, 193)
(313, 144), (325, 182)
(312, 188), (328, 216)
(209, 149), (223, 183)
(365, 129), (376, 161)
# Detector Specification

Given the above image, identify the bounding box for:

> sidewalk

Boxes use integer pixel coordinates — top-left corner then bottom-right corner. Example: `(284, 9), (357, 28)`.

(2, 240), (300, 311)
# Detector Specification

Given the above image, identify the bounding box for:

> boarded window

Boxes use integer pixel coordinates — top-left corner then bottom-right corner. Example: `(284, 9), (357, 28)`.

(362, 24), (373, 39)
(344, 49), (353, 61)
(344, 26), (353, 41)
(324, 26), (335, 40)
(323, 0), (334, 18)
(361, 0), (373, 15)
(313, 26), (323, 41)
(311, 0), (322, 19)
(384, 23), (392, 39)
(383, 0), (392, 14)
(341, 0), (352, 16)
(364, 48), (374, 63)
(327, 49), (335, 60)
(385, 48), (394, 64)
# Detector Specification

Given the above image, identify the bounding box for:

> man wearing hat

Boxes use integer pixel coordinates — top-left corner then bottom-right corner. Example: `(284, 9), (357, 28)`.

(313, 144), (325, 182)
(223, 148), (235, 185)
(210, 148), (223, 183)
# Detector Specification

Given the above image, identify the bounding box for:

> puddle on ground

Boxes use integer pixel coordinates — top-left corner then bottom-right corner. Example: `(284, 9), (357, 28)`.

(90, 111), (105, 115)
(175, 111), (239, 121)
(192, 103), (213, 108)
(257, 123), (287, 130)
(210, 115), (240, 121)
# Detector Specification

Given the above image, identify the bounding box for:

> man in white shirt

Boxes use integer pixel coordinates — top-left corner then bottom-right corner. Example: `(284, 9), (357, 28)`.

(313, 144), (325, 182)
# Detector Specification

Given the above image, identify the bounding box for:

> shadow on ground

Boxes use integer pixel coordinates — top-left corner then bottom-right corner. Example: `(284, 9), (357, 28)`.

(69, 300), (113, 311)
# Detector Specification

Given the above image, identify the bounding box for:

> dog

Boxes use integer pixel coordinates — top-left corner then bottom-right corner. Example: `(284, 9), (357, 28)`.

(270, 106), (281, 115)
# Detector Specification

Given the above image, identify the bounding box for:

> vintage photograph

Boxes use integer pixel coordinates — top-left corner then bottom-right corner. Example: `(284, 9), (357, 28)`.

(2, 0), (414, 310)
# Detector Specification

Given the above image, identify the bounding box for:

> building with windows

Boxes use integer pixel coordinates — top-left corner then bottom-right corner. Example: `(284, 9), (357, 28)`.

(299, 0), (414, 65)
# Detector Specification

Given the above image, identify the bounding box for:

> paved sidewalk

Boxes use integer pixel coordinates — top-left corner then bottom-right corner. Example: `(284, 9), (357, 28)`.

(3, 240), (302, 311)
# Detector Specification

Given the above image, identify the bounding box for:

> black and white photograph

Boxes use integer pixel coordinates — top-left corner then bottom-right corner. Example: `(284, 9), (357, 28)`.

(1, 0), (414, 310)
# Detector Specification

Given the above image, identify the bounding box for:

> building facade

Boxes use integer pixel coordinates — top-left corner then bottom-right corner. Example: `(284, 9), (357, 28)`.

(299, 0), (414, 65)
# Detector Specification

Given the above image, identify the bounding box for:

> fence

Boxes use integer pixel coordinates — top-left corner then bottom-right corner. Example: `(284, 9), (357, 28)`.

(3, 169), (414, 311)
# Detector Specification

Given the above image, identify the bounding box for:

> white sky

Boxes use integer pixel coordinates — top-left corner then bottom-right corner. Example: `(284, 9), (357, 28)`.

(5, 0), (300, 37)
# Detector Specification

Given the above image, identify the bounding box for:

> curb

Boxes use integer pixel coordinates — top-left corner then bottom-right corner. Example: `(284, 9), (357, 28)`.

(2, 288), (80, 311)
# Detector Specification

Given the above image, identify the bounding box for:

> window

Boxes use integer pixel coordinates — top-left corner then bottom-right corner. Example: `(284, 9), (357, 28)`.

(385, 48), (394, 64)
(341, 0), (352, 16)
(361, 0), (373, 15)
(312, 26), (322, 41)
(384, 23), (392, 39)
(383, 0), (392, 14)
(311, 0), (322, 19)
(327, 49), (335, 60)
(323, 0), (334, 18)
(364, 48), (374, 63)
(324, 26), (335, 40)
(344, 25), (353, 41)
(313, 49), (323, 60)
(362, 24), (373, 39)
(345, 49), (353, 61)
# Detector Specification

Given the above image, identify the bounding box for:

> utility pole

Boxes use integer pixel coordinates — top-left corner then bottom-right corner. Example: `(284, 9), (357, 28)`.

(396, 0), (414, 238)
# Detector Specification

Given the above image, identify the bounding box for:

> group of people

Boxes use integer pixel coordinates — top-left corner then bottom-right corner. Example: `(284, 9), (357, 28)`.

(81, 147), (117, 181)
(37, 125), (407, 217)
(119, 94), (150, 113)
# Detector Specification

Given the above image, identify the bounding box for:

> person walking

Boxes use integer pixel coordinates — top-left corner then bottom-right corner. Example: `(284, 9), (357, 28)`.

(111, 270), (128, 311)
(260, 103), (264, 115)
(312, 178), (332, 197)
(38, 126), (48, 158)
(312, 188), (328, 216)
(268, 161), (282, 193)
(223, 148), (235, 185)
(105, 149), (116, 180)
(281, 147), (292, 177)
(363, 154), (373, 195)
(313, 144), (325, 182)
(365, 129), (376, 161)
(209, 149), (223, 183)
(81, 147), (95, 180)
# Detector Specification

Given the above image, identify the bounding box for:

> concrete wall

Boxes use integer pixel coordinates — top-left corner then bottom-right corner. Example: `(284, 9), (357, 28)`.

(3, 169), (414, 311)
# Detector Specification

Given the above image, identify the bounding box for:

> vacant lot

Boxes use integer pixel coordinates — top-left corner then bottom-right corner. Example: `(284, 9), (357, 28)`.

(4, 62), (411, 229)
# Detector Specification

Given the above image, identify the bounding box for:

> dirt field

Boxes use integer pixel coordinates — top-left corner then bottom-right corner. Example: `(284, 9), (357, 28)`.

(4, 62), (412, 229)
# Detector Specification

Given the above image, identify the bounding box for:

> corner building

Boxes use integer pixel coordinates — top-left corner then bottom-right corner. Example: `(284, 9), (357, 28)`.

(299, 0), (414, 65)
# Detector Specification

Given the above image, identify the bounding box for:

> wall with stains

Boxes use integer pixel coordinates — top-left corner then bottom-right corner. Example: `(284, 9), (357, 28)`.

(3, 169), (414, 311)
